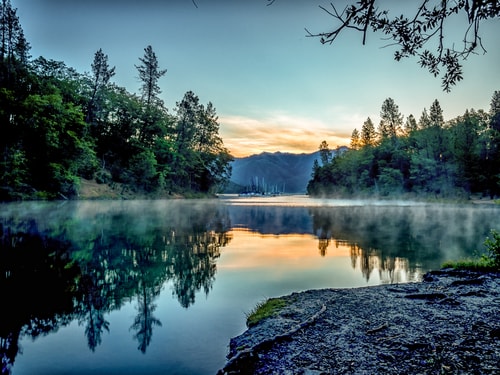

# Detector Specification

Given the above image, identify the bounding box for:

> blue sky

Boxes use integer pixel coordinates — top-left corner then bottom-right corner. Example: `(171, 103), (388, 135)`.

(15, 0), (500, 156)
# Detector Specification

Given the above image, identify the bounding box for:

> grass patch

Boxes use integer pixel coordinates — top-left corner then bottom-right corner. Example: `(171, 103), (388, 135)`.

(442, 229), (500, 272)
(246, 297), (287, 328)
(441, 258), (496, 271)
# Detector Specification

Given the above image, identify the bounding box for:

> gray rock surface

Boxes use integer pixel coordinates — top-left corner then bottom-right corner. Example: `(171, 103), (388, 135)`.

(219, 270), (500, 374)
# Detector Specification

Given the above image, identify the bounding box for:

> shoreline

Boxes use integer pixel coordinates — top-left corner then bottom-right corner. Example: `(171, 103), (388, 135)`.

(218, 270), (500, 374)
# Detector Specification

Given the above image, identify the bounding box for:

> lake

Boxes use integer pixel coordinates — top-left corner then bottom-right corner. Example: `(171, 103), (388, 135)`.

(1, 195), (499, 374)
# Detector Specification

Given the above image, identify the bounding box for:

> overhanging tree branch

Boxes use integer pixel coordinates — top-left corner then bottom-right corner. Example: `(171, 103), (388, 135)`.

(286, 1), (499, 92)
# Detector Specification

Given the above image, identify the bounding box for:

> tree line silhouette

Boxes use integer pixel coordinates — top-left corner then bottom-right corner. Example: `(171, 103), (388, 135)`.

(0, 0), (232, 201)
(308, 94), (500, 199)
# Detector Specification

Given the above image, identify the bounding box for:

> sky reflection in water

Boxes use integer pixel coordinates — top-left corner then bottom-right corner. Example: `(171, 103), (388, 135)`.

(2, 197), (498, 374)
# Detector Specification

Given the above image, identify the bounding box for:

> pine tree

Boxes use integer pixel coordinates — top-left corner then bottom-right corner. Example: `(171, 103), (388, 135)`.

(418, 108), (431, 129)
(87, 48), (115, 124)
(350, 128), (360, 150)
(404, 114), (418, 134)
(0, 0), (30, 81)
(135, 45), (168, 146)
(379, 98), (403, 139)
(360, 117), (376, 147)
(488, 91), (500, 197)
(490, 91), (500, 128)
(429, 99), (444, 128)
(135, 45), (167, 108)
(173, 91), (232, 192)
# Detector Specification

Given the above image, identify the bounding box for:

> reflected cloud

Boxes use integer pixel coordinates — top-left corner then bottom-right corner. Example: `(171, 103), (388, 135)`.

(218, 228), (334, 271)
(1, 199), (498, 373)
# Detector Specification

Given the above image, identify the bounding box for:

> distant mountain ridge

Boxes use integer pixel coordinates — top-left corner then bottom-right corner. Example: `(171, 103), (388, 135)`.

(229, 151), (320, 194)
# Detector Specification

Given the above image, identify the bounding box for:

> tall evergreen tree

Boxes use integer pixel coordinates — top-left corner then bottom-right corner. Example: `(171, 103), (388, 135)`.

(0, 0), (30, 126)
(429, 99), (444, 128)
(135, 45), (168, 146)
(418, 108), (431, 129)
(172, 91), (232, 192)
(0, 0), (33, 199)
(0, 0), (30, 67)
(490, 90), (500, 137)
(488, 91), (500, 196)
(379, 98), (403, 139)
(404, 114), (418, 134)
(135, 45), (166, 108)
(87, 48), (115, 124)
(360, 117), (376, 147)
(350, 128), (360, 150)
(193, 101), (232, 192)
(450, 109), (485, 194)
(175, 90), (200, 153)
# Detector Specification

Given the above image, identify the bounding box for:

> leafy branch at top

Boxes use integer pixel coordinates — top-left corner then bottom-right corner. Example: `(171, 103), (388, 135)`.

(300, 0), (499, 92)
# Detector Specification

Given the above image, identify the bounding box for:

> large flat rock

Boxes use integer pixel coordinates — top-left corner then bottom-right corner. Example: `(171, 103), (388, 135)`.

(219, 270), (500, 374)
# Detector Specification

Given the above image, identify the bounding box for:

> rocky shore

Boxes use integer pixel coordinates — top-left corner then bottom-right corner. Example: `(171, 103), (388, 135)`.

(218, 270), (500, 374)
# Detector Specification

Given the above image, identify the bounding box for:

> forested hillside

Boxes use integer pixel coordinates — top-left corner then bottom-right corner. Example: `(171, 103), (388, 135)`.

(0, 1), (232, 201)
(308, 96), (500, 199)
(230, 152), (319, 194)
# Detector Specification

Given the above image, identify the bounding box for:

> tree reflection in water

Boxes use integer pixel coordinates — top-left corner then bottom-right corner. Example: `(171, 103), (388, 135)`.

(310, 204), (496, 283)
(77, 273), (110, 351)
(1, 218), (79, 375)
(0, 201), (232, 373)
(1, 200), (498, 374)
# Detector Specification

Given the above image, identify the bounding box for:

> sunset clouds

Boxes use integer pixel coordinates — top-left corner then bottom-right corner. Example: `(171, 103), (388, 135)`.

(17, 0), (500, 158)
(220, 112), (354, 157)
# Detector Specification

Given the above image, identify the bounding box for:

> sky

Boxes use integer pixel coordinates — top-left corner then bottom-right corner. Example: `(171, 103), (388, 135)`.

(14, 0), (500, 157)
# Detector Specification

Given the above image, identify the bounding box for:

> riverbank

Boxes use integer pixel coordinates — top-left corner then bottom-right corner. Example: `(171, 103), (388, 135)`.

(218, 270), (500, 374)
(77, 178), (210, 199)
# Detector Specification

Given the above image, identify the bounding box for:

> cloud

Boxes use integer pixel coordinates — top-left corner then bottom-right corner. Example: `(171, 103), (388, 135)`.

(219, 112), (352, 157)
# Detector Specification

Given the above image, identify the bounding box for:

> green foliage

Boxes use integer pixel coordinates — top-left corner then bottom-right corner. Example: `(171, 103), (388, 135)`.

(95, 170), (111, 184)
(246, 298), (287, 328)
(441, 258), (494, 271)
(0, 7), (232, 200)
(483, 229), (500, 269)
(128, 150), (158, 191)
(442, 229), (500, 271)
(308, 97), (500, 199)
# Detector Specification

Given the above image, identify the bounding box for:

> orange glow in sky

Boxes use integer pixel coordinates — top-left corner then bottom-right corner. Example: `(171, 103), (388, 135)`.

(220, 114), (351, 157)
(19, 1), (500, 159)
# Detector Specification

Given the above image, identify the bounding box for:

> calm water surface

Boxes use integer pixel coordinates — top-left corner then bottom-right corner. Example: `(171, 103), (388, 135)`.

(1, 196), (498, 374)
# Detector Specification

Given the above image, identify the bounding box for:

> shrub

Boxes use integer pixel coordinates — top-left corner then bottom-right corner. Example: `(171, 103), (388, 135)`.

(442, 229), (500, 271)
(483, 229), (500, 269)
(95, 169), (111, 184)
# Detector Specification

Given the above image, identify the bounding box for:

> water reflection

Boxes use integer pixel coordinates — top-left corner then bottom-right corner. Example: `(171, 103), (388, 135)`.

(130, 254), (162, 354)
(0, 201), (231, 374)
(309, 204), (497, 283)
(1, 199), (498, 374)
(1, 217), (79, 375)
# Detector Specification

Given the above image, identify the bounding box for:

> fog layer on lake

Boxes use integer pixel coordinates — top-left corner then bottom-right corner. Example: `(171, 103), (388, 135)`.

(1, 197), (498, 374)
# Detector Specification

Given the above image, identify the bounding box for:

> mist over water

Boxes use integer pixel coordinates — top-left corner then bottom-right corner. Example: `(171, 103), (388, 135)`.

(1, 197), (498, 374)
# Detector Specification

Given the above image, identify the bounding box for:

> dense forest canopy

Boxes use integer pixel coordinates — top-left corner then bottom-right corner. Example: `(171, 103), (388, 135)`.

(0, 0), (232, 201)
(2, 0), (499, 201)
(308, 93), (500, 199)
